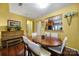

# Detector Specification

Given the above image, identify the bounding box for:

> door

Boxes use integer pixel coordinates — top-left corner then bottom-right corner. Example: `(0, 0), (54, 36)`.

(26, 20), (33, 36)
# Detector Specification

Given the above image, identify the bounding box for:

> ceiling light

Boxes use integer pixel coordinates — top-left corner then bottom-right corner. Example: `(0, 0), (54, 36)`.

(18, 3), (23, 6)
(36, 3), (49, 8)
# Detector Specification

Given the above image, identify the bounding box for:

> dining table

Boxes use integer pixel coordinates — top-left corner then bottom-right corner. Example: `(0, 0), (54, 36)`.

(29, 35), (62, 47)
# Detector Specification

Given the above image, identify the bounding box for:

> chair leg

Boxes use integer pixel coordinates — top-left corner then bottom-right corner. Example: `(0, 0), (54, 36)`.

(24, 45), (26, 56)
(28, 48), (33, 56)
(28, 51), (32, 56)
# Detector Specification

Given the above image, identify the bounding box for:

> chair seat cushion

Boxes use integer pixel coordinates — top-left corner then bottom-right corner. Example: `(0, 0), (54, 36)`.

(23, 36), (51, 56)
(28, 42), (40, 55)
(29, 43), (51, 56)
(48, 46), (62, 54)
(40, 48), (51, 56)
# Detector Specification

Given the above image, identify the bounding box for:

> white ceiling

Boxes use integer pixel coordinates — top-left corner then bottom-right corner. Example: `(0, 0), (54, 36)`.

(9, 3), (73, 19)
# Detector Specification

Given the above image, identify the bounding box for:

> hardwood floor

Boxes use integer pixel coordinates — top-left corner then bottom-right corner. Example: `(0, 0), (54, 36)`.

(42, 46), (79, 56)
(0, 44), (79, 56)
(62, 47), (79, 56)
(0, 43), (25, 56)
(51, 47), (79, 56)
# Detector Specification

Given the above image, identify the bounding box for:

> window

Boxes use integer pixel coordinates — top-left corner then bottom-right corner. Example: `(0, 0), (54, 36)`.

(46, 15), (62, 31)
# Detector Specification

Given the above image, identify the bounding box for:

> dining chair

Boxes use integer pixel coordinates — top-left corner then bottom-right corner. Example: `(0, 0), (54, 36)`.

(51, 32), (58, 39)
(45, 32), (50, 37)
(32, 32), (37, 39)
(48, 36), (68, 54)
(22, 36), (51, 56)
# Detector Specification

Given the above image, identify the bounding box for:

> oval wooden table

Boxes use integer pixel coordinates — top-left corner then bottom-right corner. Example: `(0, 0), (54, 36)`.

(32, 36), (62, 47)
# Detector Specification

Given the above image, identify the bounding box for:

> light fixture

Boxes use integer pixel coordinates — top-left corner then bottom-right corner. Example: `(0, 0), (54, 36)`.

(64, 11), (78, 26)
(36, 3), (49, 8)
(18, 3), (23, 6)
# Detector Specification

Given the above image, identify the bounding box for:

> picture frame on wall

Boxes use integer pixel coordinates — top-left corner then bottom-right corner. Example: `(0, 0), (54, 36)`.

(7, 20), (21, 31)
(7, 20), (21, 28)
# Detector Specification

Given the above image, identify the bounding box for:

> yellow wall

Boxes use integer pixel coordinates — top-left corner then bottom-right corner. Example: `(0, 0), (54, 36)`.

(37, 4), (79, 51)
(0, 3), (79, 51)
(0, 3), (31, 47)
(0, 3), (9, 47)
(9, 13), (27, 36)
(26, 20), (33, 36)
